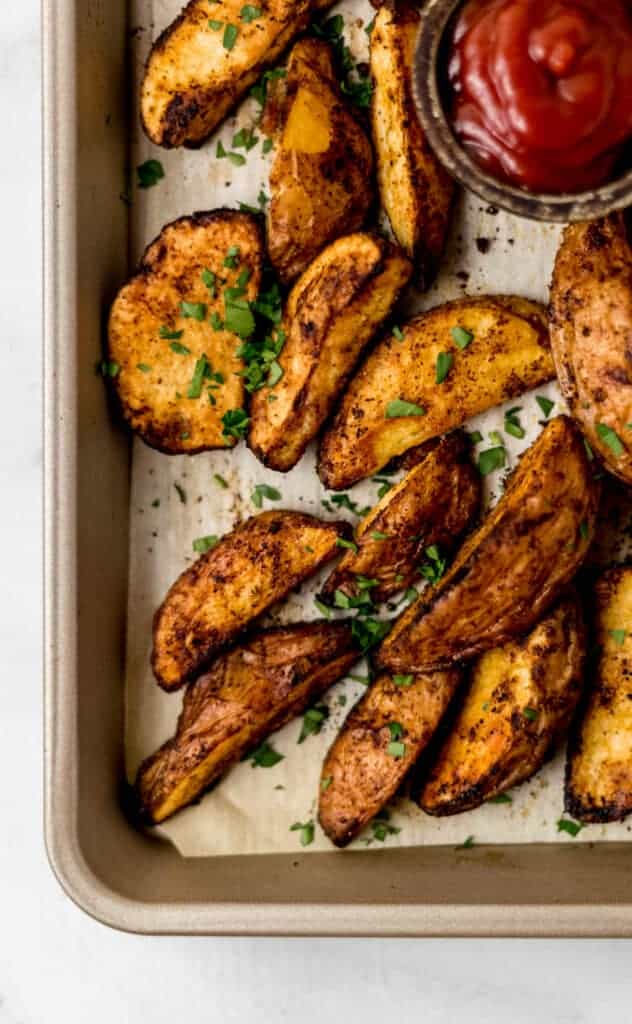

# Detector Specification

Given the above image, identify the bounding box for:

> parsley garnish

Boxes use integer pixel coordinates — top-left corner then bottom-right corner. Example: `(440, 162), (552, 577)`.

(523, 706), (538, 721)
(393, 674), (414, 687)
(223, 22), (239, 49)
(489, 793), (512, 804)
(436, 351), (453, 384)
(385, 399), (426, 418)
(596, 422), (625, 458)
(536, 395), (554, 418)
(557, 818), (583, 838)
(98, 360), (120, 378)
(504, 406), (525, 439)
(371, 531), (390, 541)
(478, 446), (506, 475)
(250, 741), (284, 768)
(418, 545), (446, 584)
(159, 326), (184, 340)
(456, 835), (475, 849)
(290, 820), (315, 847)
(352, 617), (391, 653)
(137, 363), (152, 373)
(192, 535), (219, 554)
(240, 4), (262, 22)
(609, 629), (627, 645)
(451, 326), (473, 350)
(321, 776), (333, 792)
(369, 811), (401, 843)
(392, 326), (404, 342)
(170, 341), (190, 356)
(298, 704), (329, 743)
(137, 159), (164, 189)
(251, 483), (281, 507)
(180, 301), (206, 321)
(314, 598), (332, 619)
(214, 474), (228, 489)
(249, 67), (287, 106)
(311, 14), (373, 108)
(222, 408), (249, 440)
(336, 537), (358, 553)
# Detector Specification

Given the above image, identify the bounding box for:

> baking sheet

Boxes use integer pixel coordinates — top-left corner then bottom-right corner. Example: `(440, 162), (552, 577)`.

(125, 0), (632, 857)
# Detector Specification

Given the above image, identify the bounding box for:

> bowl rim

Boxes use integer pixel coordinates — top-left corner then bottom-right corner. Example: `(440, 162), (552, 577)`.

(412, 0), (632, 223)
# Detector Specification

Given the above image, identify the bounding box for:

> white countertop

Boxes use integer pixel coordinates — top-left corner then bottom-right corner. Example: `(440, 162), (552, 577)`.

(2, 3), (630, 1021)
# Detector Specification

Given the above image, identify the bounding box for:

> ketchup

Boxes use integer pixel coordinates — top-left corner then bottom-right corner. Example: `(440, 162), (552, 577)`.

(447, 0), (632, 193)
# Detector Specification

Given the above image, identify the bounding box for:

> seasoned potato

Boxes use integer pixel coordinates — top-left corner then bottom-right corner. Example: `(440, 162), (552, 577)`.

(266, 39), (374, 284)
(108, 210), (262, 453)
(371, 0), (455, 285)
(141, 0), (331, 148)
(379, 417), (600, 674)
(139, 621), (357, 823)
(248, 234), (412, 471)
(566, 566), (632, 823)
(320, 432), (480, 604)
(152, 511), (350, 690)
(419, 594), (585, 815)
(318, 296), (553, 490)
(319, 668), (461, 847)
(549, 213), (632, 486)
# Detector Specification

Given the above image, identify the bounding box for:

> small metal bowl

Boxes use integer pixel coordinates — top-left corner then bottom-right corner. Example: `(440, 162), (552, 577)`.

(413, 0), (632, 222)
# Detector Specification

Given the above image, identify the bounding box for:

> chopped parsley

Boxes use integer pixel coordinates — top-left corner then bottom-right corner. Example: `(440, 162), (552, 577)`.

(137, 159), (164, 189)
(596, 422), (625, 458)
(369, 811), (401, 843)
(393, 674), (414, 687)
(98, 360), (120, 378)
(223, 22), (239, 50)
(488, 793), (512, 804)
(504, 406), (525, 439)
(371, 531), (390, 541)
(221, 408), (250, 440)
(159, 326), (184, 340)
(418, 544), (446, 584)
(478, 446), (506, 475)
(536, 395), (555, 418)
(298, 704), (329, 743)
(311, 14), (373, 108)
(351, 617), (391, 653)
(314, 598), (332, 619)
(456, 835), (475, 849)
(451, 326), (473, 350)
(216, 139), (246, 167)
(180, 301), (206, 321)
(336, 537), (358, 553)
(609, 629), (627, 646)
(435, 351), (453, 384)
(321, 776), (333, 792)
(523, 706), (538, 721)
(387, 740), (406, 759)
(249, 66), (287, 106)
(192, 535), (219, 554)
(170, 341), (190, 356)
(557, 817), (583, 838)
(250, 741), (284, 768)
(214, 474), (228, 489)
(240, 4), (262, 22)
(469, 430), (483, 445)
(392, 326), (405, 342)
(385, 399), (426, 419)
(290, 820), (315, 847)
(137, 363), (152, 373)
(251, 483), (281, 508)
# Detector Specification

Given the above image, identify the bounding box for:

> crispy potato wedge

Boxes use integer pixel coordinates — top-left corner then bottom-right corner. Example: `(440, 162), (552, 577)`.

(266, 39), (374, 284)
(549, 213), (632, 486)
(248, 234), (412, 471)
(108, 210), (262, 453)
(141, 0), (334, 148)
(139, 621), (357, 823)
(419, 593), (585, 815)
(152, 510), (350, 690)
(318, 295), (554, 490)
(319, 668), (461, 846)
(566, 566), (632, 823)
(371, 0), (455, 285)
(320, 432), (480, 604)
(379, 417), (600, 674)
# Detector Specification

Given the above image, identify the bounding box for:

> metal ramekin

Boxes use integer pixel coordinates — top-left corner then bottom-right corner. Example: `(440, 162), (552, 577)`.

(413, 0), (632, 222)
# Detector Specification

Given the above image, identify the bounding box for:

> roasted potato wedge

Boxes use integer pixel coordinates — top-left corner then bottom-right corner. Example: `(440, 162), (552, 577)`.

(379, 417), (600, 674)
(139, 621), (357, 823)
(320, 432), (480, 604)
(549, 213), (632, 486)
(371, 0), (455, 285)
(141, 0), (334, 147)
(266, 39), (374, 284)
(248, 234), (412, 471)
(108, 210), (262, 453)
(152, 510), (350, 690)
(419, 593), (585, 815)
(318, 296), (554, 490)
(566, 566), (632, 823)
(319, 668), (461, 846)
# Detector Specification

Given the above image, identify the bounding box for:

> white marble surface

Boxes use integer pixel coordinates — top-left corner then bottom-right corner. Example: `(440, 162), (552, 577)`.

(2, 3), (632, 1021)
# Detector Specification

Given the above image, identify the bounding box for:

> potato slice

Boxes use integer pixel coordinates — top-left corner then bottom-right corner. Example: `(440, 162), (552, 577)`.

(419, 594), (585, 815)
(140, 0), (329, 148)
(152, 510), (350, 690)
(318, 296), (553, 490)
(139, 621), (357, 823)
(319, 669), (461, 846)
(320, 432), (480, 604)
(248, 234), (412, 471)
(108, 210), (262, 453)
(266, 39), (374, 284)
(566, 567), (632, 823)
(378, 417), (600, 674)
(549, 213), (632, 486)
(371, 0), (455, 285)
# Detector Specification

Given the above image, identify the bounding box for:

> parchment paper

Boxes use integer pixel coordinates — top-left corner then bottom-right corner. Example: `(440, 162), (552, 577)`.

(125, 0), (632, 856)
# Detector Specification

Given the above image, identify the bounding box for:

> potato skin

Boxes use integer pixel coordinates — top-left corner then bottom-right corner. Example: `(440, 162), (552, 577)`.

(141, 0), (331, 148)
(371, 0), (455, 286)
(319, 668), (461, 847)
(320, 432), (480, 604)
(138, 621), (358, 823)
(378, 416), (600, 674)
(566, 566), (632, 823)
(152, 510), (351, 691)
(318, 295), (554, 490)
(108, 210), (262, 454)
(248, 234), (412, 471)
(266, 39), (374, 284)
(549, 213), (632, 486)
(419, 593), (585, 815)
